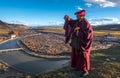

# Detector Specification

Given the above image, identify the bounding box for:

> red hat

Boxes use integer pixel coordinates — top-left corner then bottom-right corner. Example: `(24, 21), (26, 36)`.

(74, 10), (86, 16)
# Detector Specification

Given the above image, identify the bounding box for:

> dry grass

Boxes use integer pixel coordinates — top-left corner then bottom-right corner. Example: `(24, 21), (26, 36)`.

(37, 46), (120, 78)
(0, 29), (10, 35)
(0, 28), (28, 42)
(33, 27), (120, 37)
(94, 30), (120, 37)
(0, 28), (27, 35)
(1, 27), (120, 38)
(34, 27), (64, 34)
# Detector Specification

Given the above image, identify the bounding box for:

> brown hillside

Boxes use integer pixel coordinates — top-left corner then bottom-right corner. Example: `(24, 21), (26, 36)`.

(0, 20), (28, 29)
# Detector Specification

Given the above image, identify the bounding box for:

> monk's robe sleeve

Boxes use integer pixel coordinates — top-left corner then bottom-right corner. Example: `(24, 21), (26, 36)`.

(63, 20), (75, 44)
(63, 20), (69, 37)
(78, 20), (93, 52)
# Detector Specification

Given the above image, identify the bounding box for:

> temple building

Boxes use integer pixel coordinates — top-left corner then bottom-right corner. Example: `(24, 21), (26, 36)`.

(8, 31), (19, 39)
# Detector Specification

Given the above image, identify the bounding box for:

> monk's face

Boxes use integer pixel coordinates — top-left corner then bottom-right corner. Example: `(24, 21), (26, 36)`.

(76, 15), (85, 20)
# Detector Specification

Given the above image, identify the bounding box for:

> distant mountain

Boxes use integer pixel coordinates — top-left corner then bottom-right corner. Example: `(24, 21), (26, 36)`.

(30, 24), (120, 31)
(29, 25), (63, 29)
(93, 24), (120, 30)
(0, 20), (28, 29)
(0, 20), (7, 25)
(0, 20), (10, 29)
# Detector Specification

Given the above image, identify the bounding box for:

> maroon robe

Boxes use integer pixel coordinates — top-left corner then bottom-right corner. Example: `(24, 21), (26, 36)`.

(63, 18), (93, 71)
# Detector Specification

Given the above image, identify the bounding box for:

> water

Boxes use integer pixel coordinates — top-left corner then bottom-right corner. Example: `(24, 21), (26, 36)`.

(0, 38), (69, 74)
(0, 51), (69, 74)
(0, 38), (20, 50)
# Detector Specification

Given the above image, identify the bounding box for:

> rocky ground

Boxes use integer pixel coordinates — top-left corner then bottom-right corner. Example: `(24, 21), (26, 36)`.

(22, 33), (71, 55)
(21, 33), (114, 55)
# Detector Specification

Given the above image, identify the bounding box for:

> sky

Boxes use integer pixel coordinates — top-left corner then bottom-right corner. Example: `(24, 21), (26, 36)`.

(0, 0), (120, 26)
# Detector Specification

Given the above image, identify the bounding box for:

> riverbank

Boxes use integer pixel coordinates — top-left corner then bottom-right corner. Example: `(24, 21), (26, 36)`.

(18, 33), (116, 59)
(18, 40), (70, 59)
(0, 37), (69, 77)
(21, 33), (70, 55)
(0, 38), (25, 78)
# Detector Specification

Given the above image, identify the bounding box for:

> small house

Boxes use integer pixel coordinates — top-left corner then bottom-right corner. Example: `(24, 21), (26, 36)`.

(8, 31), (19, 39)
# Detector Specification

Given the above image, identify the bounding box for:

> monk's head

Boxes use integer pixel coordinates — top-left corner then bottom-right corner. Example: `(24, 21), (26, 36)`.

(74, 10), (86, 20)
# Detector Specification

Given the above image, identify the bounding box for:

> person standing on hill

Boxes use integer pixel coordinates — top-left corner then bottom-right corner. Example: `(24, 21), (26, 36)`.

(63, 10), (93, 77)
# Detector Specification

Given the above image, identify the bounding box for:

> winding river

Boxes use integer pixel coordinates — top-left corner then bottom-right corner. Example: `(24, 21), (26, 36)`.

(0, 38), (70, 74)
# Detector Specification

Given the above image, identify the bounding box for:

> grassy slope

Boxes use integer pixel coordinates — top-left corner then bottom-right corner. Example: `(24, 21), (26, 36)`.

(37, 46), (120, 78)
(32, 27), (120, 37)
(0, 28), (27, 42)
(1, 27), (120, 38)
(93, 30), (120, 37)
(0, 27), (120, 78)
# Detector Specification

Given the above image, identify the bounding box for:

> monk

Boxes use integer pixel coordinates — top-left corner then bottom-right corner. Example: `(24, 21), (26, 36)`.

(63, 10), (93, 77)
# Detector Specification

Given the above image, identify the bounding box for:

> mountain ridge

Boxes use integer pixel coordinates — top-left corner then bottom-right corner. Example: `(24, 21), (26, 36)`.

(93, 24), (120, 30)
(0, 20), (28, 29)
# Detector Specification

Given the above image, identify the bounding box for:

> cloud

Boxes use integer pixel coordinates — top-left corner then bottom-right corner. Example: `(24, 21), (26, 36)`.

(48, 21), (63, 26)
(75, 6), (83, 10)
(89, 18), (119, 21)
(30, 22), (42, 26)
(84, 0), (119, 7)
(89, 17), (120, 25)
(85, 3), (92, 7)
(117, 22), (120, 24)
(90, 21), (102, 26)
(10, 20), (28, 25)
(10, 20), (43, 26)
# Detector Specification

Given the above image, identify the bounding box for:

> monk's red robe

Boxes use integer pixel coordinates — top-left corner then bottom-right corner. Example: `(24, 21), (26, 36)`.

(63, 18), (93, 71)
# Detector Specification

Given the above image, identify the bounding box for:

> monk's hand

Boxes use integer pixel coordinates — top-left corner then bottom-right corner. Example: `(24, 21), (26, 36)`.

(64, 15), (71, 21)
(65, 36), (70, 44)
(83, 52), (87, 59)
(74, 27), (80, 31)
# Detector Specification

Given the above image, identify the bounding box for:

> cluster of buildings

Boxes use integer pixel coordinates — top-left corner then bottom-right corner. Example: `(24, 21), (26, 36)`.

(8, 31), (19, 39)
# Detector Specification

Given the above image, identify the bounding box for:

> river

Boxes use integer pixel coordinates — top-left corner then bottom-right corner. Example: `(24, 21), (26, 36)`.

(0, 38), (69, 74)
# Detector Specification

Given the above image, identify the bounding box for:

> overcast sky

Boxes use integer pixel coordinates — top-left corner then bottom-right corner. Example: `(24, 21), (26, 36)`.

(0, 0), (120, 26)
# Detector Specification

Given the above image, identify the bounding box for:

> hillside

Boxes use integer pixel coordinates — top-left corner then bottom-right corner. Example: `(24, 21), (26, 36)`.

(30, 24), (120, 31)
(38, 46), (120, 78)
(0, 20), (29, 42)
(0, 20), (10, 29)
(0, 20), (28, 29)
(93, 24), (120, 31)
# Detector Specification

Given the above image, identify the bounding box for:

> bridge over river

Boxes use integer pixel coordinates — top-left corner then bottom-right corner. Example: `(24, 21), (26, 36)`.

(0, 38), (69, 74)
